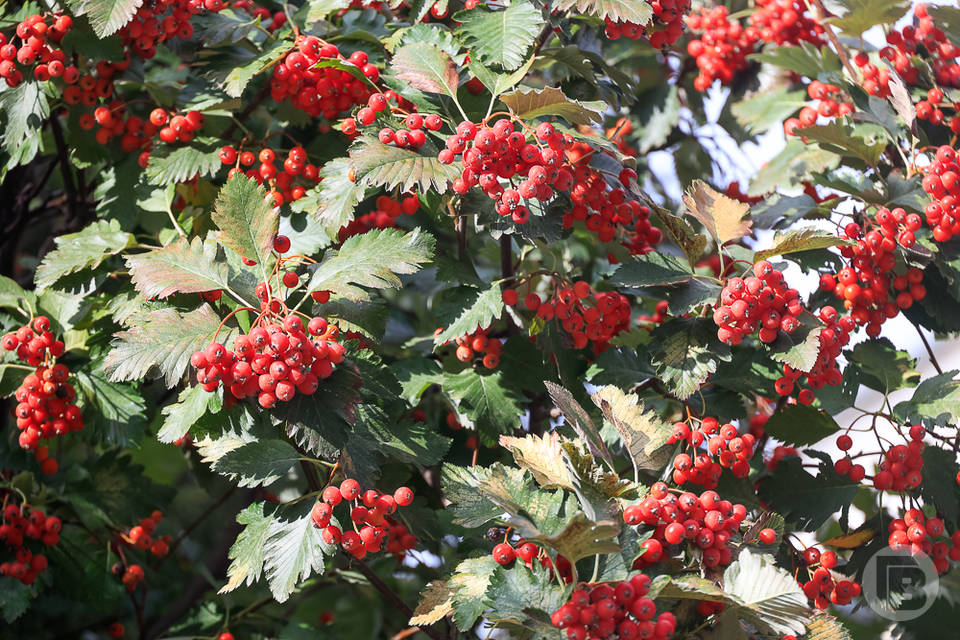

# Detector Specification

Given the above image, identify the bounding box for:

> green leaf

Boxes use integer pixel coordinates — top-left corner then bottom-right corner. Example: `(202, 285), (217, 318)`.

(830, 0), (911, 36)
(894, 370), (960, 427)
(220, 38), (291, 97)
(103, 304), (231, 387)
(799, 121), (887, 168)
(651, 209), (707, 266)
(34, 219), (135, 291)
(145, 139), (222, 185)
(274, 365), (361, 455)
(212, 174), (280, 266)
(65, 0), (142, 37)
(0, 79), (49, 154)
(73, 370), (148, 446)
(847, 338), (920, 393)
(682, 180), (752, 247)
(754, 228), (852, 261)
(443, 369), (524, 444)
(442, 464), (507, 528)
(126, 236), (230, 299)
(264, 501), (335, 602)
(501, 86), (606, 125)
(468, 57), (534, 99)
(612, 251), (696, 288)
(484, 562), (567, 630)
(648, 317), (730, 400)
(311, 157), (365, 233)
(592, 385), (673, 472)
(544, 381), (612, 464)
(550, 0), (652, 23)
(350, 410), (452, 466)
(306, 0), (351, 22)
(391, 42), (460, 98)
(731, 87), (807, 135)
(919, 446), (960, 528)
(158, 385), (220, 443)
(757, 456), (858, 530)
(449, 556), (499, 630)
(454, 0), (545, 71)
(0, 579), (32, 622)
(349, 136), (461, 194)
(633, 85), (681, 153)
(750, 42), (842, 79)
(434, 283), (505, 346)
(203, 438), (302, 488)
(587, 346), (656, 388)
(767, 312), (822, 373)
(748, 139), (841, 197)
(762, 405), (841, 446)
(0, 276), (30, 314)
(308, 227), (434, 302)
(723, 549), (810, 636)
(534, 511), (621, 564)
(220, 502), (275, 594)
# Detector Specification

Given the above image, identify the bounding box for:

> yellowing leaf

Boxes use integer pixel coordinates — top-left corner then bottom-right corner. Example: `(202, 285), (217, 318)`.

(592, 385), (673, 471)
(682, 180), (753, 246)
(499, 432), (574, 490)
(410, 581), (454, 626)
(822, 529), (876, 549)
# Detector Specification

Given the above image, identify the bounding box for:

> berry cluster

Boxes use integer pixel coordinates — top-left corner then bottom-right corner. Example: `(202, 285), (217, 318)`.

(685, 7), (758, 91)
(798, 547), (862, 609)
(888, 509), (958, 575)
(0, 499), (60, 585)
(0, 13), (73, 88)
(913, 87), (954, 129)
(113, 561), (145, 592)
(337, 194), (420, 242)
(712, 261), (803, 345)
(344, 93), (442, 147)
(870, 424), (927, 492)
(4, 316), (83, 452)
(504, 280), (631, 353)
(921, 146), (960, 242)
(623, 484), (747, 570)
(269, 36), (377, 119)
(437, 326), (501, 370)
(310, 480), (418, 560)
(873, 5), (960, 93)
(785, 81), (854, 137)
(604, 0), (690, 48)
(774, 306), (849, 403)
(750, 0), (823, 47)
(550, 575), (676, 640)
(220, 145), (321, 207)
(120, 510), (171, 559)
(667, 416), (757, 487)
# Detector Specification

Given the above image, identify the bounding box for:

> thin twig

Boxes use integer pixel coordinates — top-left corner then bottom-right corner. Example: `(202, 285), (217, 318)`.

(806, 0), (859, 80)
(48, 114), (78, 219)
(349, 556), (447, 640)
(162, 486), (238, 560)
(913, 322), (943, 375)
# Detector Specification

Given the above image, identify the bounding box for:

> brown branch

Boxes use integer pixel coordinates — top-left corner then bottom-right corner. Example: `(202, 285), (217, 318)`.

(48, 114), (78, 219)
(349, 556), (448, 640)
(159, 485), (238, 562)
(222, 83), (271, 140)
(806, 0), (859, 80)
(913, 322), (943, 375)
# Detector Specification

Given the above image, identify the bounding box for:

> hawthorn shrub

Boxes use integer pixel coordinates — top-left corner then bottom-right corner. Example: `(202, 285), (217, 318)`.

(2, 0), (960, 638)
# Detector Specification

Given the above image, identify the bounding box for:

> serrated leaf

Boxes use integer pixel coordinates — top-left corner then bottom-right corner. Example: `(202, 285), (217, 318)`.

(391, 42), (459, 97)
(468, 57), (534, 99)
(312, 157), (365, 232)
(544, 381), (612, 464)
(754, 228), (852, 261)
(220, 502), (275, 593)
(501, 86), (605, 125)
(0, 579), (32, 622)
(0, 79), (49, 154)
(723, 549), (810, 636)
(805, 613), (853, 640)
(499, 432), (574, 490)
(73, 370), (148, 446)
(449, 556), (499, 630)
(220, 38), (291, 97)
(762, 404), (840, 446)
(484, 562), (567, 629)
(274, 364), (361, 455)
(767, 312), (822, 373)
(34, 219), (135, 291)
(103, 304), (230, 387)
(410, 581), (453, 626)
(612, 251), (696, 288)
(434, 283), (504, 346)
(830, 0), (910, 36)
(145, 140), (222, 185)
(158, 384), (219, 443)
(919, 446), (960, 528)
(263, 502), (334, 602)
(454, 0), (544, 71)
(443, 369), (524, 444)
(561, 441), (632, 522)
(749, 42), (843, 79)
(442, 464), (506, 528)
(349, 137), (461, 194)
(848, 338), (920, 393)
(649, 317), (730, 400)
(550, 0), (652, 23)
(652, 209), (708, 267)
(587, 347), (656, 388)
(212, 174), (280, 266)
(895, 370), (960, 427)
(307, 227), (434, 301)
(307, 0), (351, 22)
(683, 180), (752, 247)
(731, 87), (807, 135)
(204, 438), (302, 488)
(592, 385), (672, 472)
(799, 121), (887, 168)
(126, 236), (230, 299)
(533, 512), (620, 565)
(756, 456), (858, 529)
(65, 0), (143, 37)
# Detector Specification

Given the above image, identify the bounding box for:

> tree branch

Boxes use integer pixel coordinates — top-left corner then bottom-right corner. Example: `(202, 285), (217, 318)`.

(349, 556), (447, 640)
(913, 322), (943, 375)
(48, 114), (78, 220)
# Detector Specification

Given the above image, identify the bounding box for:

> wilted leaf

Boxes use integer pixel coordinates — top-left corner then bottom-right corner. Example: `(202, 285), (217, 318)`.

(682, 180), (752, 247)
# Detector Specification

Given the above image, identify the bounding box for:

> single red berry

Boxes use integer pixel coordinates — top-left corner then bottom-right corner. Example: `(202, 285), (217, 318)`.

(492, 542), (515, 565)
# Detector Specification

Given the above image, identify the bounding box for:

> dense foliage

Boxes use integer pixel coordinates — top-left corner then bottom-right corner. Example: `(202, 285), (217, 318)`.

(2, 0), (960, 638)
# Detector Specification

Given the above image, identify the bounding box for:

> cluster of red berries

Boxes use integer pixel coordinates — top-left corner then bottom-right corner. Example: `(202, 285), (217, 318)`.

(491, 535), (573, 582)
(344, 93), (443, 146)
(798, 547), (861, 609)
(120, 510), (171, 559)
(873, 5), (960, 92)
(550, 575), (677, 640)
(749, 0), (823, 47)
(888, 509), (958, 575)
(785, 81), (854, 137)
(0, 499), (60, 585)
(713, 261), (803, 345)
(4, 316), (83, 452)
(220, 145), (321, 207)
(685, 7), (759, 91)
(603, 0), (690, 48)
(337, 194), (420, 242)
(835, 424), (926, 492)
(269, 36), (377, 120)
(0, 13), (73, 87)
(310, 480), (417, 560)
(773, 306), (849, 402)
(623, 484), (747, 570)
(503, 281), (631, 353)
(112, 561), (145, 592)
(667, 417), (757, 487)
(445, 326), (502, 370)
(914, 87), (955, 128)
(921, 146), (960, 242)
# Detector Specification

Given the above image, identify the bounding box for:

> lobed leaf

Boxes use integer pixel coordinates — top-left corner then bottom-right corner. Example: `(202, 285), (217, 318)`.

(454, 0), (544, 71)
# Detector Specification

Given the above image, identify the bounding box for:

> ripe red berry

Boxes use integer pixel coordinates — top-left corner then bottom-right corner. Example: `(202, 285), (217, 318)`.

(492, 542), (515, 565)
